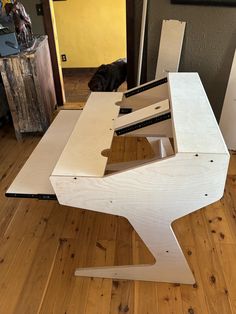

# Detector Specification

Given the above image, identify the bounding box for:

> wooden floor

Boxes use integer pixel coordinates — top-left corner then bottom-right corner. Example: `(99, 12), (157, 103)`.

(0, 117), (236, 314)
(63, 69), (127, 103)
(63, 69), (95, 103)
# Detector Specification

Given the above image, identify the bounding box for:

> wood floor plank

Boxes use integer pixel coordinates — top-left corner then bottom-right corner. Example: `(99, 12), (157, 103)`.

(4, 199), (55, 238)
(65, 278), (91, 314)
(85, 278), (112, 314)
(132, 230), (155, 266)
(0, 236), (23, 279)
(40, 212), (110, 313)
(39, 239), (81, 314)
(172, 214), (198, 247)
(0, 137), (38, 192)
(124, 137), (138, 162)
(156, 283), (184, 314)
(0, 198), (20, 237)
(223, 177), (236, 239)
(136, 137), (156, 160)
(65, 213), (106, 313)
(109, 280), (134, 314)
(190, 209), (232, 314)
(134, 281), (158, 314)
(83, 238), (114, 314)
(171, 215), (210, 313)
(180, 246), (210, 314)
(14, 202), (68, 313)
(204, 200), (236, 244)
(14, 236), (59, 314)
(76, 212), (105, 268)
(114, 217), (133, 266)
(0, 135), (39, 236)
(227, 153), (236, 176)
(96, 213), (118, 242)
(61, 207), (87, 239)
(108, 136), (125, 164)
(216, 243), (236, 313)
(84, 237), (114, 314)
(0, 237), (40, 314)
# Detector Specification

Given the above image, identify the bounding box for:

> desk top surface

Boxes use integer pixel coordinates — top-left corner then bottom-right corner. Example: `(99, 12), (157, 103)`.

(52, 93), (122, 178)
(169, 73), (228, 155)
(52, 73), (228, 179)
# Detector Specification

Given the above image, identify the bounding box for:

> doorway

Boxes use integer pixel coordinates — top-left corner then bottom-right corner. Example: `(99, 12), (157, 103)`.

(45, 0), (128, 105)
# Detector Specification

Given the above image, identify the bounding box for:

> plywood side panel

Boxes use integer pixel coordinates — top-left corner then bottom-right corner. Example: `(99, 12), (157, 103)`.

(51, 152), (229, 283)
(219, 50), (236, 150)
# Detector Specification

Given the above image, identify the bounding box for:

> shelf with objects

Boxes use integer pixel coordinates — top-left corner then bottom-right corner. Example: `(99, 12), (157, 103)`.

(0, 0), (56, 140)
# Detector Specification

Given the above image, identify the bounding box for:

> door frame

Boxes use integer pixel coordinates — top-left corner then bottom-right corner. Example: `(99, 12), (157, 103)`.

(42, 0), (136, 98)
(42, 0), (65, 106)
(126, 0), (136, 89)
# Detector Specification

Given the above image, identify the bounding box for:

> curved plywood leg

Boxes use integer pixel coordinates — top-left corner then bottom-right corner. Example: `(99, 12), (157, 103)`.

(75, 220), (195, 284)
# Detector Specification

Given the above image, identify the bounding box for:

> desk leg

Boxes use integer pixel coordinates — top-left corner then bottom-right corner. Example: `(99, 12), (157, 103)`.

(75, 221), (195, 284)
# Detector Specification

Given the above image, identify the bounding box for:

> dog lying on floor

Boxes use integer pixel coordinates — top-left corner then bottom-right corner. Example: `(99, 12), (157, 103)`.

(88, 58), (127, 92)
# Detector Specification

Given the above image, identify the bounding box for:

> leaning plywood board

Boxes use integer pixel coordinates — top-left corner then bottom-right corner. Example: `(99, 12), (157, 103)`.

(6, 110), (81, 199)
(219, 50), (236, 150)
(137, 0), (148, 85)
(155, 20), (186, 80)
(52, 93), (122, 177)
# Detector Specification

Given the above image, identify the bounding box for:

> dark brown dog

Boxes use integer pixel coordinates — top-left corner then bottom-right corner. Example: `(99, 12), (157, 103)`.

(88, 58), (127, 92)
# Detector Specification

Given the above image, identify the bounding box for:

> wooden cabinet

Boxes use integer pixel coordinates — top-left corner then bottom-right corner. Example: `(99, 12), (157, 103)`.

(0, 77), (8, 120)
(0, 36), (56, 140)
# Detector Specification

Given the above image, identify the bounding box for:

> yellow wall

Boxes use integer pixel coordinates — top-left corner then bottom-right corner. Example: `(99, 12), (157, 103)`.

(2, 0), (12, 6)
(53, 0), (126, 68)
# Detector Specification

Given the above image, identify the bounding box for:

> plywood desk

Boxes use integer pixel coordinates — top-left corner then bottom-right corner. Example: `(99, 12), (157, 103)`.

(6, 73), (229, 284)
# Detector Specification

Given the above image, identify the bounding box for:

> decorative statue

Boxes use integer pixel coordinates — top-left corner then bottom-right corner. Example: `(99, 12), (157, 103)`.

(4, 0), (33, 47)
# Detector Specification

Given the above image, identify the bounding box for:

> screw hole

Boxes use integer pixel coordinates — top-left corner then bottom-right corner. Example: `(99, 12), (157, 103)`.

(195, 154), (199, 157)
(210, 160), (214, 163)
(205, 194), (208, 196)
(166, 250), (169, 253)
